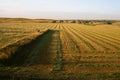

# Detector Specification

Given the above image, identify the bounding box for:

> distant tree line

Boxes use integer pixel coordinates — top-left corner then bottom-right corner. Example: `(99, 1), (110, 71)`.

(0, 18), (116, 25)
(52, 20), (115, 25)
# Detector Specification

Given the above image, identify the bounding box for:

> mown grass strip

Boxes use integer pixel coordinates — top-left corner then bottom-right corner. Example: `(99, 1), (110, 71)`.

(52, 31), (63, 72)
(23, 30), (53, 66)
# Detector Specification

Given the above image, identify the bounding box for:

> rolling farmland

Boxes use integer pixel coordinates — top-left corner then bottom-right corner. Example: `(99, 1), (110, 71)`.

(0, 23), (120, 79)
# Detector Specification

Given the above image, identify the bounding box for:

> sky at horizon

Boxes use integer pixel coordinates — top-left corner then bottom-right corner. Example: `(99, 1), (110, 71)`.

(0, 0), (120, 20)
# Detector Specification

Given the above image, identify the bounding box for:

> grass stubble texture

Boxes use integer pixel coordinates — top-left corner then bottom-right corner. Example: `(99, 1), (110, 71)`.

(0, 23), (120, 80)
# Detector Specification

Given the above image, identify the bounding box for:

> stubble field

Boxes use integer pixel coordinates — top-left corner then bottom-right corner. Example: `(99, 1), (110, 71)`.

(0, 23), (120, 79)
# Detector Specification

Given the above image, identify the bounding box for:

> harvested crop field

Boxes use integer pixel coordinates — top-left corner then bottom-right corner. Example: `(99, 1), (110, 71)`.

(0, 23), (120, 80)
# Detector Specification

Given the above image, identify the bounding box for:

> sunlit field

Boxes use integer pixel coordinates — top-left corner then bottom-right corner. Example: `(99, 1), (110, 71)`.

(0, 22), (120, 79)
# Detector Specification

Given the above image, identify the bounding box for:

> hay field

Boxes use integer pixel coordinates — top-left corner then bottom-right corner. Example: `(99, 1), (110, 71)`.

(0, 23), (120, 79)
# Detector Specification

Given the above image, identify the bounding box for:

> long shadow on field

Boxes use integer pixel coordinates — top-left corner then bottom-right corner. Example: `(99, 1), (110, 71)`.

(3, 30), (58, 66)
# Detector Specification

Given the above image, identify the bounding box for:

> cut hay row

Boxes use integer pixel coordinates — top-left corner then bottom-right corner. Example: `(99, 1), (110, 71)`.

(62, 24), (89, 52)
(64, 31), (81, 53)
(59, 24), (83, 63)
(82, 25), (120, 40)
(69, 26), (109, 51)
(76, 27), (120, 51)
(63, 25), (81, 53)
(68, 25), (104, 51)
(66, 25), (96, 51)
(65, 24), (119, 61)
(68, 24), (120, 52)
(58, 24), (63, 29)
(76, 25), (120, 46)
(95, 27), (120, 36)
(51, 24), (58, 29)
(69, 26), (116, 51)
(56, 24), (60, 29)
(60, 30), (82, 63)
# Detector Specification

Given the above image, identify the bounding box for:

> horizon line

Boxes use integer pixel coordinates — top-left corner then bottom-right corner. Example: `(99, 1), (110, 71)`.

(0, 17), (120, 21)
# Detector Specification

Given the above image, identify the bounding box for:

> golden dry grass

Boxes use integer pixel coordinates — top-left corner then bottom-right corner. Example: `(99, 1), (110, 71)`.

(0, 23), (120, 79)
